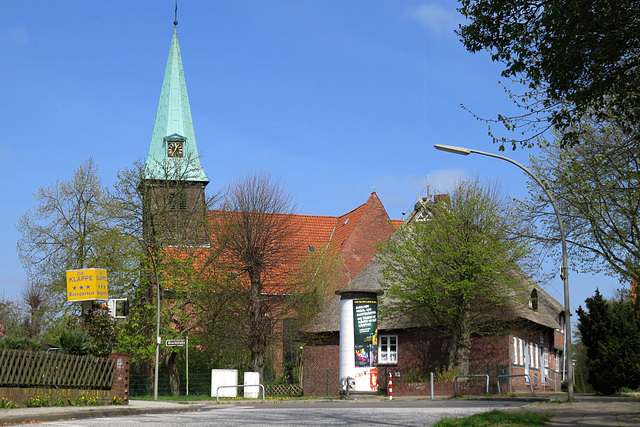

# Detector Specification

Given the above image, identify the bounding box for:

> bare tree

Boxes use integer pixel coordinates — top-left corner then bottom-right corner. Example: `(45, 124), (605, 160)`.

(215, 171), (298, 376)
(20, 281), (49, 339)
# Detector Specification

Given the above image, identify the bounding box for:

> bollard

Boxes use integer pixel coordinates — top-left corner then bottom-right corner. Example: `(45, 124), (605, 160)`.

(389, 373), (393, 400)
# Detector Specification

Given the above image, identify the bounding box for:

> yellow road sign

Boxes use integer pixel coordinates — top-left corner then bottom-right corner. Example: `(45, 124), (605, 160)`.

(66, 269), (108, 301)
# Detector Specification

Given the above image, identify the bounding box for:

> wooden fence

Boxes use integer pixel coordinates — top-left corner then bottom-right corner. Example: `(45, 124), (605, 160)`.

(0, 349), (115, 389)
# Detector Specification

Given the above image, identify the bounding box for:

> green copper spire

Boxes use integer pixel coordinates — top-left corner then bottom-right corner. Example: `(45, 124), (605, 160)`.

(145, 28), (208, 183)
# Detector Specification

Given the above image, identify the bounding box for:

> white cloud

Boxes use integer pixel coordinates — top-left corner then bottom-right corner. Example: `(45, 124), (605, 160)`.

(405, 3), (461, 36)
(1, 26), (29, 44)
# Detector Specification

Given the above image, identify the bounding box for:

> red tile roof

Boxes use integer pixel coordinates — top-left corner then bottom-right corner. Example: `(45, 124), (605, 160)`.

(193, 192), (398, 294)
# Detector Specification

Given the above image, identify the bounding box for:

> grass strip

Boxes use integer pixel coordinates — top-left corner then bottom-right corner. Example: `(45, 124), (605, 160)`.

(434, 409), (551, 426)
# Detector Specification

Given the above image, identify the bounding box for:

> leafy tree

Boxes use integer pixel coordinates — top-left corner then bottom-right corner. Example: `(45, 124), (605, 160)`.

(519, 120), (640, 283)
(285, 245), (344, 338)
(0, 293), (27, 338)
(457, 0), (640, 149)
(110, 157), (219, 395)
(16, 158), (138, 311)
(214, 171), (299, 377)
(283, 245), (344, 381)
(570, 330), (592, 393)
(577, 289), (640, 394)
(377, 178), (531, 374)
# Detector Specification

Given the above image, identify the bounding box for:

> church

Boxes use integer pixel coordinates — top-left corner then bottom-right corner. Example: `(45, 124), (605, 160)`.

(140, 20), (401, 379)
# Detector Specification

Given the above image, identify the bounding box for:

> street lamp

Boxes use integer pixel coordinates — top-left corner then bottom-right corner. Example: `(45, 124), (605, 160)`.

(138, 238), (161, 402)
(434, 144), (574, 402)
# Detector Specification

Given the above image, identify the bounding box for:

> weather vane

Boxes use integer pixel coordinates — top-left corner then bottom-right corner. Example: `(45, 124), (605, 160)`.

(174, 0), (178, 26)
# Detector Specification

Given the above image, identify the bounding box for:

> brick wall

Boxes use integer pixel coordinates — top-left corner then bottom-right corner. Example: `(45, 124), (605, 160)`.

(509, 365), (563, 393)
(303, 336), (340, 396)
(469, 335), (511, 366)
(108, 353), (130, 404)
(340, 194), (396, 284)
(553, 329), (564, 349)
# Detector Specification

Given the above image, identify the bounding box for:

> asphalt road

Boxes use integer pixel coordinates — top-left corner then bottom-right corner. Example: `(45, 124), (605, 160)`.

(33, 400), (531, 427)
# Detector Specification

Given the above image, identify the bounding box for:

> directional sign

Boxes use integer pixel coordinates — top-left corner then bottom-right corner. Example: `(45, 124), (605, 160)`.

(165, 339), (186, 347)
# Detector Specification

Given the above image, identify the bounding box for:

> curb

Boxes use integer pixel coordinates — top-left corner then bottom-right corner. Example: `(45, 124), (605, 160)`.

(0, 404), (209, 426)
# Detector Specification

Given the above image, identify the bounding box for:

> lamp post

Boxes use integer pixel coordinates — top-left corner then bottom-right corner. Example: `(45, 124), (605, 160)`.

(138, 238), (161, 402)
(434, 144), (574, 402)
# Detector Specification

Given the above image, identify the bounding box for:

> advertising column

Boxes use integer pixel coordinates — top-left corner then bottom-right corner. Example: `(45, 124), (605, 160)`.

(337, 290), (381, 394)
(353, 299), (378, 392)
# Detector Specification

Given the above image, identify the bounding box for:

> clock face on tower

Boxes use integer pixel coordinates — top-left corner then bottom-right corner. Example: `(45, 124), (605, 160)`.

(167, 141), (184, 158)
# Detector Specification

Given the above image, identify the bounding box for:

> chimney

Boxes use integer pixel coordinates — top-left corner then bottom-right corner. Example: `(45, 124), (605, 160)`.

(433, 194), (450, 205)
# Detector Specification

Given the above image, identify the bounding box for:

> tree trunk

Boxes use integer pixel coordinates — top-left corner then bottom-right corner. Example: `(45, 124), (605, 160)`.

(164, 351), (181, 396)
(248, 268), (268, 379)
(448, 300), (471, 376)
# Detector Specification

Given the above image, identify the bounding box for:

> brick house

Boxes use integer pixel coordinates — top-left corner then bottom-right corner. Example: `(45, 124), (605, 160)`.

(302, 198), (568, 397)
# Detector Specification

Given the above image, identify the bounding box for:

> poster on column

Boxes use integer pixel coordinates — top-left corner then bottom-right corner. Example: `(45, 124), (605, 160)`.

(353, 300), (378, 392)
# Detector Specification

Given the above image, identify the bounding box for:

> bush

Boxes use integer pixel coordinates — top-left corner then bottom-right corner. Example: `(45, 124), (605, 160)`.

(58, 329), (91, 356)
(401, 369), (431, 383)
(434, 367), (462, 383)
(0, 336), (42, 351)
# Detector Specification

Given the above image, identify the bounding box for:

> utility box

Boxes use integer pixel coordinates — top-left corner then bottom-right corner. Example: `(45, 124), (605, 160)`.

(244, 372), (260, 398)
(211, 369), (238, 397)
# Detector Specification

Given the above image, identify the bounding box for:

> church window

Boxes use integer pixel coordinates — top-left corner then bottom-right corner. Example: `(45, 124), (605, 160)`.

(169, 193), (187, 211)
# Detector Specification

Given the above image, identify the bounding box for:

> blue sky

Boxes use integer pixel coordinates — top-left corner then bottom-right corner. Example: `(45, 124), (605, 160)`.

(1, 1), (623, 315)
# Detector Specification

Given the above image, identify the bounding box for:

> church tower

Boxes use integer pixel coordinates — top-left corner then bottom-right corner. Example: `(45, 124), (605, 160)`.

(142, 21), (210, 246)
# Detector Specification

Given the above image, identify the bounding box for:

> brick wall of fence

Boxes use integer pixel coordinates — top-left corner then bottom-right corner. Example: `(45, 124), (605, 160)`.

(0, 351), (130, 405)
(108, 353), (130, 403)
(0, 387), (118, 406)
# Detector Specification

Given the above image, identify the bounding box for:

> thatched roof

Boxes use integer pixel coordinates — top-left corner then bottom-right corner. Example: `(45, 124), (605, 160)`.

(303, 253), (564, 334)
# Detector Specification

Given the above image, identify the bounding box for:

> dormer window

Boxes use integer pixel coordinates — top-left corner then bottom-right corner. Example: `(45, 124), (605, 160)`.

(529, 288), (539, 311)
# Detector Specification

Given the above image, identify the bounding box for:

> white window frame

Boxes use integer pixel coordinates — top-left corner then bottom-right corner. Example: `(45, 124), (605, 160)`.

(378, 335), (398, 365)
(518, 338), (524, 365)
(530, 344), (536, 369)
(544, 348), (549, 368)
(107, 298), (128, 319)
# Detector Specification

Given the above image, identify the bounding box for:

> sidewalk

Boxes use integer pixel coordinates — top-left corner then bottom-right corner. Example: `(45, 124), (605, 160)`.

(505, 393), (640, 426)
(0, 400), (207, 426)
